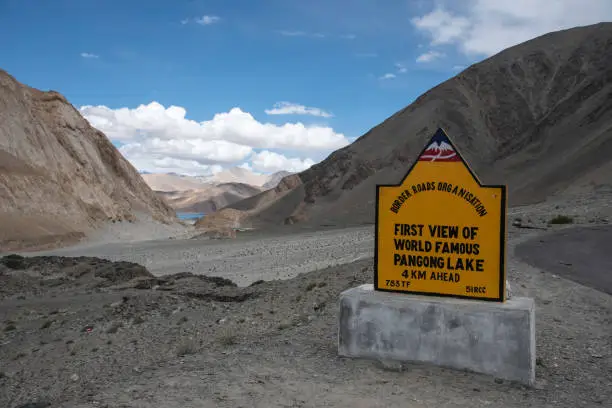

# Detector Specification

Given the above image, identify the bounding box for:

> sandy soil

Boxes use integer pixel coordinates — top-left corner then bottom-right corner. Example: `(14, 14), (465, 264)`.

(1, 196), (611, 408)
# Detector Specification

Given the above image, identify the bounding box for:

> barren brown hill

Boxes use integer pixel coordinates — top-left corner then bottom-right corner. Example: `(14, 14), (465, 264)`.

(0, 69), (177, 252)
(158, 182), (263, 213)
(141, 171), (295, 214)
(141, 173), (209, 192)
(216, 23), (612, 229)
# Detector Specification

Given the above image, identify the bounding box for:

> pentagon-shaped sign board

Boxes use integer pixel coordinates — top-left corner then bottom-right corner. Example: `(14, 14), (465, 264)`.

(375, 128), (507, 301)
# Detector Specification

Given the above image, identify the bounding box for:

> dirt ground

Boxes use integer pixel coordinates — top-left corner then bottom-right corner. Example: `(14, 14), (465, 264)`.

(25, 225), (374, 287)
(515, 225), (612, 295)
(1, 195), (611, 408)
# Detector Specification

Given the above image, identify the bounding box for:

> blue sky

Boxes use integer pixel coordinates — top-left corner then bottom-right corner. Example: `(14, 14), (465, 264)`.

(1, 0), (610, 175)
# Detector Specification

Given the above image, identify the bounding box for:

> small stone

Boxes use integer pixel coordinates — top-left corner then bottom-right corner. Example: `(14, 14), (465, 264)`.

(377, 359), (404, 372)
(534, 381), (546, 390)
(70, 373), (79, 382)
(15, 402), (51, 408)
(494, 378), (504, 384)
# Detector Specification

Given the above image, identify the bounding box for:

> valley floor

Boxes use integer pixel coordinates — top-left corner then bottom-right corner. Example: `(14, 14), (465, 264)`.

(25, 225), (375, 287)
(1, 194), (611, 408)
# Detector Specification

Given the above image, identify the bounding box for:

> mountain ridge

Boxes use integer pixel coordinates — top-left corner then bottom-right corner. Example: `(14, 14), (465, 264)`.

(211, 23), (612, 229)
(157, 182), (263, 214)
(141, 169), (294, 213)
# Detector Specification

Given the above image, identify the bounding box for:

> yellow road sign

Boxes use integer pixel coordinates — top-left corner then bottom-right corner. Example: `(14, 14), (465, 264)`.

(375, 128), (507, 301)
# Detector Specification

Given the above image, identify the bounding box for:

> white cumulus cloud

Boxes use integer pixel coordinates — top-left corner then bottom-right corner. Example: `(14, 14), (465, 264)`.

(80, 102), (348, 175)
(379, 73), (396, 80)
(196, 15), (220, 25)
(395, 63), (408, 73)
(412, 9), (471, 47)
(128, 154), (224, 176)
(265, 102), (333, 118)
(416, 50), (445, 63)
(80, 102), (347, 150)
(277, 30), (325, 38)
(250, 151), (315, 173)
(119, 138), (253, 165)
(412, 0), (612, 56)
(80, 52), (99, 59)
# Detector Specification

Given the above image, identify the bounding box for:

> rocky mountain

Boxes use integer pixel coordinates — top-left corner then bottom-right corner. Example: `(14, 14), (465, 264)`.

(141, 173), (212, 192)
(262, 171), (293, 189)
(0, 69), (177, 252)
(143, 168), (293, 191)
(157, 182), (263, 213)
(141, 169), (294, 213)
(211, 23), (612, 229)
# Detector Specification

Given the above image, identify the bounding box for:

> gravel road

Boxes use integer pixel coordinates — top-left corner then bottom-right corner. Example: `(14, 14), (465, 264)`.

(26, 226), (375, 286)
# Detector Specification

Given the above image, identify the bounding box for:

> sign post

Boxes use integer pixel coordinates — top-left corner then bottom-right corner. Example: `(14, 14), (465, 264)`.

(374, 128), (507, 301)
(339, 128), (534, 386)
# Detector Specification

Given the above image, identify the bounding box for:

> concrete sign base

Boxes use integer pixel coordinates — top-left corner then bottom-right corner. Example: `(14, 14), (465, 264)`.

(338, 284), (535, 386)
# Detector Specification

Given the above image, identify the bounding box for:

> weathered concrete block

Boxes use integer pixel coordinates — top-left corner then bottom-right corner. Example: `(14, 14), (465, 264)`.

(338, 284), (535, 386)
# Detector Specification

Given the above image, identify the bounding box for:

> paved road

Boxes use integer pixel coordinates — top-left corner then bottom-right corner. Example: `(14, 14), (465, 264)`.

(24, 225), (375, 286)
(515, 225), (612, 295)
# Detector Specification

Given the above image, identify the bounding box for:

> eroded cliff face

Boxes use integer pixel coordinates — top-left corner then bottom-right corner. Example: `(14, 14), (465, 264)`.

(0, 69), (176, 251)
